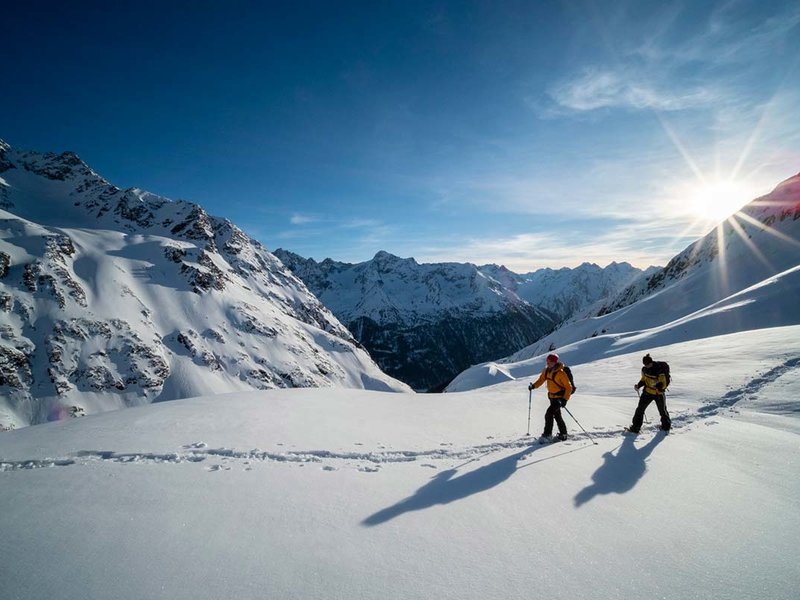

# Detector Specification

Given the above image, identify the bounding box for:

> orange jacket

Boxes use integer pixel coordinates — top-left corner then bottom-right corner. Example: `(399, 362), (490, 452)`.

(532, 363), (572, 401)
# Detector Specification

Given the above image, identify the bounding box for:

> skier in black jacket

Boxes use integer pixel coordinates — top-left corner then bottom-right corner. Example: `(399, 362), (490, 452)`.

(627, 354), (671, 433)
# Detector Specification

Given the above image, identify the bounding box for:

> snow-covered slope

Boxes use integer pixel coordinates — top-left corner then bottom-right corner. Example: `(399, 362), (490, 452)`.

(448, 172), (800, 392)
(274, 249), (558, 390)
(479, 261), (656, 321)
(601, 172), (800, 315)
(0, 141), (409, 428)
(1, 326), (798, 600)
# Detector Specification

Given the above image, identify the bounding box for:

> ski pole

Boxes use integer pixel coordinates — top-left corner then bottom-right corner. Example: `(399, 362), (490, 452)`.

(562, 405), (598, 445)
(526, 388), (532, 436)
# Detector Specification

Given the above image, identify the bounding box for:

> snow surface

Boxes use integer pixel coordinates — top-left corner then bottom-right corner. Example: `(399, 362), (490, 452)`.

(1, 326), (798, 600)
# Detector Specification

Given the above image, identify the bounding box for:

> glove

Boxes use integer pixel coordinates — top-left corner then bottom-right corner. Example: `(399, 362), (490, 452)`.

(558, 399), (567, 408)
(656, 382), (664, 391)
(528, 383), (535, 391)
(633, 384), (640, 391)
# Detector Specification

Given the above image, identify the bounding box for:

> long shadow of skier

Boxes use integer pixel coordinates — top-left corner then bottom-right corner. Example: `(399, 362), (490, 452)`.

(574, 432), (666, 508)
(362, 444), (539, 527)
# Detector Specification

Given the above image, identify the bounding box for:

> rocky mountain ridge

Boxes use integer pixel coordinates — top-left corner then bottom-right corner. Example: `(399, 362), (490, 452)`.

(0, 141), (409, 429)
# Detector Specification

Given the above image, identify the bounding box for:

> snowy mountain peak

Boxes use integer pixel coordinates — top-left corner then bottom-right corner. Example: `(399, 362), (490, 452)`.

(369, 250), (418, 273)
(478, 260), (652, 322)
(274, 249), (558, 390)
(15, 146), (103, 184)
(0, 142), (409, 429)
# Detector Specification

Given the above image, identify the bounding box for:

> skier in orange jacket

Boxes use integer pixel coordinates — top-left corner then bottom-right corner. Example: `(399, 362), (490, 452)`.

(529, 353), (572, 442)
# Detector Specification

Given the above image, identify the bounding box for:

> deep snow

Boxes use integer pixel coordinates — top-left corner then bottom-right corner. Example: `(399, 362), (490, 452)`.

(1, 326), (798, 600)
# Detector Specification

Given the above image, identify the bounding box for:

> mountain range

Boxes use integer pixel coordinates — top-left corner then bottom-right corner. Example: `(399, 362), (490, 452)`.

(0, 141), (409, 429)
(274, 250), (651, 390)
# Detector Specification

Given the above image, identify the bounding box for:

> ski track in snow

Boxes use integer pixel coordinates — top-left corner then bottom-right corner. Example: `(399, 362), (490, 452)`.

(693, 356), (800, 417)
(2, 356), (798, 473)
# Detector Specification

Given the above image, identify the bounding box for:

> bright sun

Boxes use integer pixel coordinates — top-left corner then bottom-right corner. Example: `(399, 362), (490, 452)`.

(688, 179), (754, 224)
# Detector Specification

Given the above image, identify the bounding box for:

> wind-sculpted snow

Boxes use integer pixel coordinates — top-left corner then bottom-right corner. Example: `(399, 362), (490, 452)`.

(0, 141), (409, 427)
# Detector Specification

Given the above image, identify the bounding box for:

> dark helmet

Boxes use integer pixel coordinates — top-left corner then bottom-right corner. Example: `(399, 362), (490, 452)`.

(642, 354), (653, 366)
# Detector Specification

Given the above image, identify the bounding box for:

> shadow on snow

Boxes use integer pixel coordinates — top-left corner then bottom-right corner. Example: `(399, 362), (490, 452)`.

(362, 441), (593, 527)
(573, 432), (666, 508)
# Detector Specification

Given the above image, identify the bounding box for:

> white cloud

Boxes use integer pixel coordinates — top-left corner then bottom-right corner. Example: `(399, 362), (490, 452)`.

(548, 68), (718, 112)
(290, 214), (318, 225)
(547, 3), (800, 116)
(415, 228), (678, 271)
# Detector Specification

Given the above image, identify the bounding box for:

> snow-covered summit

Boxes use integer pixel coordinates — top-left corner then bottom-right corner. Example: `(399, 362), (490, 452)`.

(0, 142), (409, 429)
(479, 260), (656, 321)
(276, 249), (545, 325)
(274, 249), (557, 390)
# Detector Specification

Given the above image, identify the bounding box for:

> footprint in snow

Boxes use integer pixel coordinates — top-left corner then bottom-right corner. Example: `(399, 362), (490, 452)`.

(358, 465), (380, 473)
(322, 466), (337, 472)
(420, 464), (437, 469)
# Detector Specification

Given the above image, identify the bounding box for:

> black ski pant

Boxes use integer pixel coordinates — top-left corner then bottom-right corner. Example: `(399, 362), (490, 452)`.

(543, 396), (567, 436)
(632, 391), (671, 431)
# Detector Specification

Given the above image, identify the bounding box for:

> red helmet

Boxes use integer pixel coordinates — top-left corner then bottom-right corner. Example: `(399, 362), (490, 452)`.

(546, 353), (559, 364)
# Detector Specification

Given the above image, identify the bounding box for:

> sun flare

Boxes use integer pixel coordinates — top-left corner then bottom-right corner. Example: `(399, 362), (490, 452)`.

(687, 179), (754, 224)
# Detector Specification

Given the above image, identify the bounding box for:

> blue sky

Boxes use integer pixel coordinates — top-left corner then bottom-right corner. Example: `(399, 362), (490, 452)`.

(3, 0), (799, 270)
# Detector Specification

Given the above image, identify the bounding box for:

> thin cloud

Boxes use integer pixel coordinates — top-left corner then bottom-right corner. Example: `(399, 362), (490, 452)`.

(637, 3), (800, 67)
(290, 214), (318, 225)
(548, 68), (719, 113)
(417, 227), (679, 272)
(548, 3), (799, 116)
(341, 218), (383, 229)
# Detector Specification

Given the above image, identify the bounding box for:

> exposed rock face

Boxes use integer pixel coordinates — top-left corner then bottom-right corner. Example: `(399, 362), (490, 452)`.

(0, 141), (409, 429)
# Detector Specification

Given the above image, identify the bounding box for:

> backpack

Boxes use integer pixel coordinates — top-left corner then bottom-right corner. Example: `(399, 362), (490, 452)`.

(563, 365), (577, 394)
(549, 364), (577, 394)
(652, 361), (671, 389)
